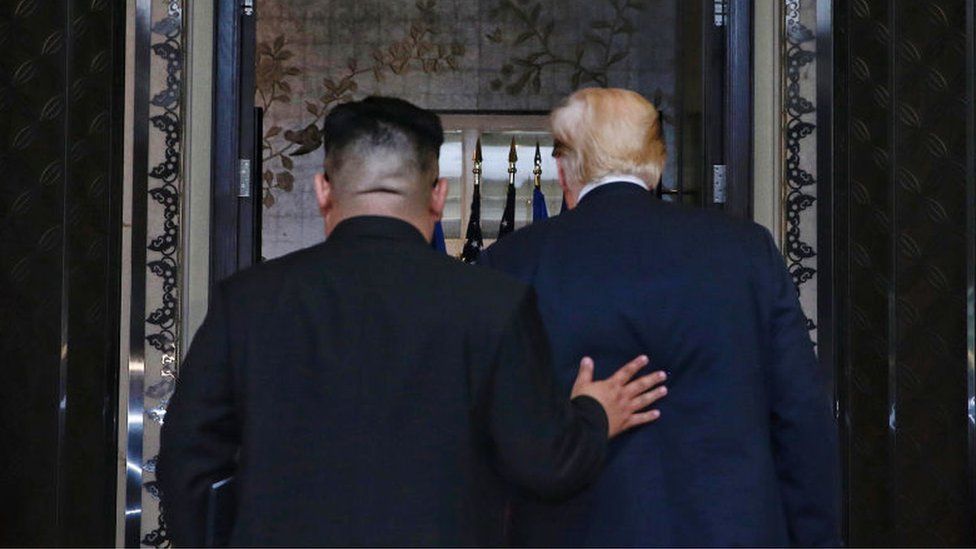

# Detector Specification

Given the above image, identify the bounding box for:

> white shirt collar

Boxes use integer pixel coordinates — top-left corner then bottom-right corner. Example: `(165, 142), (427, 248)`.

(577, 174), (649, 203)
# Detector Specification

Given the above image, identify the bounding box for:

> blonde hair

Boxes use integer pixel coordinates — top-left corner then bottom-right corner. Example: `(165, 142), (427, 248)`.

(550, 88), (667, 188)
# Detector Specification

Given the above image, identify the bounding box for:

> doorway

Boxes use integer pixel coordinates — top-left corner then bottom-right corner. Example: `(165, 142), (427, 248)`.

(210, 0), (754, 278)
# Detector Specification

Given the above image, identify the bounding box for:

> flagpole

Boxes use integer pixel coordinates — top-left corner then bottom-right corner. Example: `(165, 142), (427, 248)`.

(497, 138), (518, 239)
(532, 140), (550, 222)
(473, 137), (483, 187)
(460, 138), (484, 263)
(508, 137), (518, 188)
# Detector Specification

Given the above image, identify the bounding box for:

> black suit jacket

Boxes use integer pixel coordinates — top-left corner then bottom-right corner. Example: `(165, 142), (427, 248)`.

(158, 216), (609, 547)
(480, 182), (841, 547)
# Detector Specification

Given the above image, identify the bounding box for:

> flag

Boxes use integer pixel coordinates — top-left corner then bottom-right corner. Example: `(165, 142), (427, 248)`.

(498, 137), (518, 239)
(460, 184), (483, 263)
(531, 142), (548, 222)
(431, 221), (447, 253)
(497, 181), (516, 239)
(532, 186), (549, 222)
(462, 138), (485, 263)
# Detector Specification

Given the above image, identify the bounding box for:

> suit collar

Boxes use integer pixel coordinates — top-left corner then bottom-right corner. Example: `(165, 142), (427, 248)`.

(577, 180), (651, 207)
(328, 215), (429, 245)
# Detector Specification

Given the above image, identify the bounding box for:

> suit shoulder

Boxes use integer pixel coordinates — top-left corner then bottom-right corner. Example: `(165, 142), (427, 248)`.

(480, 215), (557, 268)
(653, 200), (772, 248)
(217, 243), (327, 298)
(428, 251), (533, 318)
(435, 250), (529, 298)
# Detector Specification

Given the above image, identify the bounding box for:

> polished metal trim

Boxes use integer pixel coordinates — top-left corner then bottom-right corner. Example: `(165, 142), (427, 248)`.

(713, 0), (728, 26)
(966, 0), (976, 525)
(55, 0), (74, 539)
(238, 159), (251, 197)
(885, 0), (899, 526)
(711, 164), (727, 204)
(125, 0), (153, 545)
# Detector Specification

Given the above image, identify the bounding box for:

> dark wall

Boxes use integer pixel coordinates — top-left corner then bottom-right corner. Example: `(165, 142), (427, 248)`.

(0, 0), (125, 545)
(823, 0), (976, 545)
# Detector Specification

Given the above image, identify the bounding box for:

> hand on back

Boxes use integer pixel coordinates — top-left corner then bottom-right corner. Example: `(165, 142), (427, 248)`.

(571, 355), (667, 438)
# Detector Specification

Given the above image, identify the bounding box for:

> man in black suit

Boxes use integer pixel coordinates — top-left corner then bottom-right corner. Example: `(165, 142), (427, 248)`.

(479, 88), (840, 546)
(158, 97), (669, 546)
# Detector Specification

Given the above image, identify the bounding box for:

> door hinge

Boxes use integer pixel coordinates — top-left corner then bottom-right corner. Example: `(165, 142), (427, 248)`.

(713, 0), (728, 26)
(712, 164), (727, 204)
(239, 159), (252, 197)
(242, 0), (254, 16)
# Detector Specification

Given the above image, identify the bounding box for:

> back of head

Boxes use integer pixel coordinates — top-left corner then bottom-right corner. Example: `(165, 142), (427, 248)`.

(550, 88), (667, 188)
(322, 96), (444, 214)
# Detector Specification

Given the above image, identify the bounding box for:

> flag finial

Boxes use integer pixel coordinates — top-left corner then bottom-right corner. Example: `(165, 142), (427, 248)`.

(533, 141), (542, 189)
(508, 137), (518, 163)
(473, 138), (483, 185)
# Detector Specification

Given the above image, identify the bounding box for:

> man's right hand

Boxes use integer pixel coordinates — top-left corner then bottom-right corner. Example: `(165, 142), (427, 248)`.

(571, 355), (667, 438)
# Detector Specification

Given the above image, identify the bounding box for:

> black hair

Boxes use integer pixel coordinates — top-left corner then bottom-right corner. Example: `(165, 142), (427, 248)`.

(321, 96), (444, 175)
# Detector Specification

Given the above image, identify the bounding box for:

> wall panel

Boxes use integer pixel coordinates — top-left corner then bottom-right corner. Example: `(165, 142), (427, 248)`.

(827, 0), (975, 544)
(0, 0), (125, 545)
(890, 1), (971, 543)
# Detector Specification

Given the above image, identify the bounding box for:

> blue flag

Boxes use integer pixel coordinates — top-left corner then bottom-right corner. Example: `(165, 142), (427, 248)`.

(431, 220), (447, 253)
(533, 186), (549, 222)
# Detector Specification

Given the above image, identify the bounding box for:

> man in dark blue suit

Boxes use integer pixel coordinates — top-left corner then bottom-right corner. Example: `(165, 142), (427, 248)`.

(480, 88), (840, 547)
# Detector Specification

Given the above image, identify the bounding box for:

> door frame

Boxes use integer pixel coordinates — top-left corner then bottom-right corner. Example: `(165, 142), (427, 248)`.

(725, 0), (754, 218)
(211, 0), (241, 285)
(966, 0), (976, 531)
(211, 0), (260, 285)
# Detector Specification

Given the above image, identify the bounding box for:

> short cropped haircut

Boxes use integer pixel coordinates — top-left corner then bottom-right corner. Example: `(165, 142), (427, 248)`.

(550, 88), (667, 187)
(322, 96), (444, 185)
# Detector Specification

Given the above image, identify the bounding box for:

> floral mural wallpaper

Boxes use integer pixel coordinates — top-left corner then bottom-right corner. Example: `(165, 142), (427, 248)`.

(256, 0), (679, 259)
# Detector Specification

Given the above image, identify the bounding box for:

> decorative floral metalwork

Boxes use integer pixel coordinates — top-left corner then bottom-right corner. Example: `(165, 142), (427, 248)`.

(141, 512), (171, 549)
(142, 1), (183, 545)
(784, 0), (817, 331)
(145, 1), (181, 434)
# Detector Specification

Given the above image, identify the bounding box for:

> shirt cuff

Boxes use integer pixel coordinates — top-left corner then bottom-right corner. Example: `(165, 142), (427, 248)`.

(570, 394), (610, 440)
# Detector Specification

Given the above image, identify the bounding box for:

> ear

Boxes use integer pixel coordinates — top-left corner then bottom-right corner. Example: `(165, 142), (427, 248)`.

(314, 172), (333, 218)
(556, 159), (578, 210)
(556, 160), (569, 192)
(429, 177), (449, 220)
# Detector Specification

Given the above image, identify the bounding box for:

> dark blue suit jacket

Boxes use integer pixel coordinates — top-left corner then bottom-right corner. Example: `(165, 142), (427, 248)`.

(480, 182), (840, 547)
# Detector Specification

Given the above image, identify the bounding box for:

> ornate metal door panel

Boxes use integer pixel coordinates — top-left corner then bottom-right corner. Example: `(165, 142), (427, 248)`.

(825, 0), (976, 544)
(0, 0), (125, 545)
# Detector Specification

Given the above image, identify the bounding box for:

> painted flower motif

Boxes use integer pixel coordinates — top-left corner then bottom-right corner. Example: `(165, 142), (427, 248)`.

(258, 0), (466, 208)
